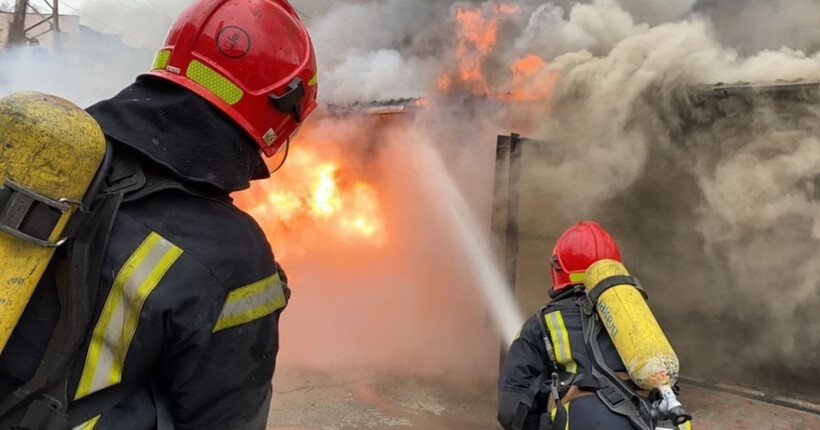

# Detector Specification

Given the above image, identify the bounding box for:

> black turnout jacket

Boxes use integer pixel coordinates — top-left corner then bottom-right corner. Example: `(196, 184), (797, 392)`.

(0, 78), (288, 430)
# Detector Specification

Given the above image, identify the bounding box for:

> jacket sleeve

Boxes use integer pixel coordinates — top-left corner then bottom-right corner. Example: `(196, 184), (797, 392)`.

(160, 261), (289, 430)
(498, 317), (549, 430)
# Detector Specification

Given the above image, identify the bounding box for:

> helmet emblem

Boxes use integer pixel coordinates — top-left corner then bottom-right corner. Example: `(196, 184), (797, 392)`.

(217, 26), (251, 59)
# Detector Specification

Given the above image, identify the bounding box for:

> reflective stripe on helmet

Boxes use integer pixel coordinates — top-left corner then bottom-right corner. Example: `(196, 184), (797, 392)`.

(186, 60), (244, 105)
(568, 272), (586, 284)
(151, 49), (171, 71)
(309, 72), (318, 87)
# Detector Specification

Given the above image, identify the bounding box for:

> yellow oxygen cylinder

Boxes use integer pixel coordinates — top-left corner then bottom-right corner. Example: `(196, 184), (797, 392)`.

(584, 259), (679, 390)
(585, 259), (691, 425)
(0, 91), (106, 355)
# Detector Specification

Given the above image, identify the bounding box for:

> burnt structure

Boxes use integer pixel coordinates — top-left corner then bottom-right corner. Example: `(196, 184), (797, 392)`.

(324, 81), (820, 411)
(490, 81), (820, 411)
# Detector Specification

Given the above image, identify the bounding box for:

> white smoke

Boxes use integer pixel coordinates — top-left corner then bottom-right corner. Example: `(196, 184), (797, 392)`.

(61, 0), (187, 49)
(307, 0), (448, 103)
(319, 48), (438, 102)
(514, 1), (645, 60)
(615, 0), (697, 25)
(0, 44), (153, 107)
(695, 0), (820, 55)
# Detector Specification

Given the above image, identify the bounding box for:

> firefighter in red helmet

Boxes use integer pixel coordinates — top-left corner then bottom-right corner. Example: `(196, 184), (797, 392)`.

(497, 221), (691, 430)
(0, 1), (317, 429)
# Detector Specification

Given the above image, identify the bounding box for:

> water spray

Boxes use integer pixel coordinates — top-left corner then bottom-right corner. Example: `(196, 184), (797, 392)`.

(410, 141), (525, 347)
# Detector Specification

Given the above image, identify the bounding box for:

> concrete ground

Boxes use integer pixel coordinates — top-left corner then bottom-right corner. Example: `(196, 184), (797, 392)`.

(267, 368), (820, 430)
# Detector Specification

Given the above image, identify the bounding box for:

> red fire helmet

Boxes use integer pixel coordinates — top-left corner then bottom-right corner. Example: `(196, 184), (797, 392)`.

(550, 221), (622, 291)
(142, 0), (319, 157)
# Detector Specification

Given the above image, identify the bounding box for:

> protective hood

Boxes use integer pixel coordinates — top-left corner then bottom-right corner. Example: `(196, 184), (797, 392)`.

(86, 77), (270, 192)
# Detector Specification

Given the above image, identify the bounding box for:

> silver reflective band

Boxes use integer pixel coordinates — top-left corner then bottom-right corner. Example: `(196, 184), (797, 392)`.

(214, 274), (287, 332)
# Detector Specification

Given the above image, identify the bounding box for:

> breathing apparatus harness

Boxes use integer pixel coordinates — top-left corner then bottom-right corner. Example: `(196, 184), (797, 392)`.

(0, 142), (120, 430)
(0, 145), (187, 430)
(515, 281), (688, 430)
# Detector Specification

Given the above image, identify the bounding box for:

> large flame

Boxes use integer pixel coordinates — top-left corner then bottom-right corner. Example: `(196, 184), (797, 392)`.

(439, 3), (520, 93)
(505, 54), (561, 101)
(234, 134), (386, 257)
(235, 2), (563, 260)
(438, 2), (559, 102)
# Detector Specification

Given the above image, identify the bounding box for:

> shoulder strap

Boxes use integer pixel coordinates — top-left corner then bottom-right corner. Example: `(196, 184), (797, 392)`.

(68, 372), (175, 429)
(510, 372), (547, 430)
(535, 304), (574, 430)
(67, 379), (142, 427)
(0, 191), (123, 424)
(535, 305), (560, 373)
(577, 299), (655, 430)
(587, 275), (647, 305)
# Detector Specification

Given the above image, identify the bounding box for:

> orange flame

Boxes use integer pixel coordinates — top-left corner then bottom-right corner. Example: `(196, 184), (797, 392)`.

(312, 164), (342, 217)
(505, 54), (560, 101)
(440, 2), (520, 93)
(438, 4), (560, 103)
(234, 138), (386, 256)
(511, 54), (546, 76)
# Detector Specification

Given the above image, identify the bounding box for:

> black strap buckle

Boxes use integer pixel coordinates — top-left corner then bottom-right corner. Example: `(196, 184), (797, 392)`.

(16, 396), (68, 430)
(0, 180), (77, 247)
(269, 78), (305, 123)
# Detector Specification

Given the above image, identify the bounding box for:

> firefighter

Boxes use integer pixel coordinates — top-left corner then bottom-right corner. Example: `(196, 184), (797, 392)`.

(497, 221), (691, 430)
(0, 0), (318, 429)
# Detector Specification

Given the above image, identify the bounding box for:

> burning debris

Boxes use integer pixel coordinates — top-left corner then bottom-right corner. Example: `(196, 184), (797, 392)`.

(438, 2), (521, 94)
(234, 128), (387, 256)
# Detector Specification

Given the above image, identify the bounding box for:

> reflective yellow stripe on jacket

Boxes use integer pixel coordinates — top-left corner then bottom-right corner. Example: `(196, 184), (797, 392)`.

(213, 273), (286, 332)
(544, 311), (578, 374)
(71, 232), (182, 429)
(73, 416), (100, 430)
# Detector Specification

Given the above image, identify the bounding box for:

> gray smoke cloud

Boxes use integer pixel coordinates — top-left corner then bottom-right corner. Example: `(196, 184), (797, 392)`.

(694, 0), (820, 56)
(2, 0), (820, 399)
(302, 0), (820, 396)
(466, 0), (820, 395)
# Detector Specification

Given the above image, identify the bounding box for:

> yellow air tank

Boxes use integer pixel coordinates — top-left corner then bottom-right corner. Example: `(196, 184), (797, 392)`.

(584, 259), (681, 397)
(0, 91), (106, 355)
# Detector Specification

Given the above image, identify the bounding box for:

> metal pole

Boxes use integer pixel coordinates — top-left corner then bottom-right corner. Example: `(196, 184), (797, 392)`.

(51, 0), (59, 51)
(7, 0), (29, 46)
(491, 135), (511, 247)
(492, 133), (525, 370)
(504, 133), (523, 292)
(52, 0), (58, 32)
(491, 135), (512, 370)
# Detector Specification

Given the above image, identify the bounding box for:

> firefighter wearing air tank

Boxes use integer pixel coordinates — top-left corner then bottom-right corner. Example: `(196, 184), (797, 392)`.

(0, 1), (318, 429)
(497, 221), (693, 430)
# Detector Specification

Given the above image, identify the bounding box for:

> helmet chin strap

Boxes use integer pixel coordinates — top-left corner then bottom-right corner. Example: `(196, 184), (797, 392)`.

(267, 138), (290, 175)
